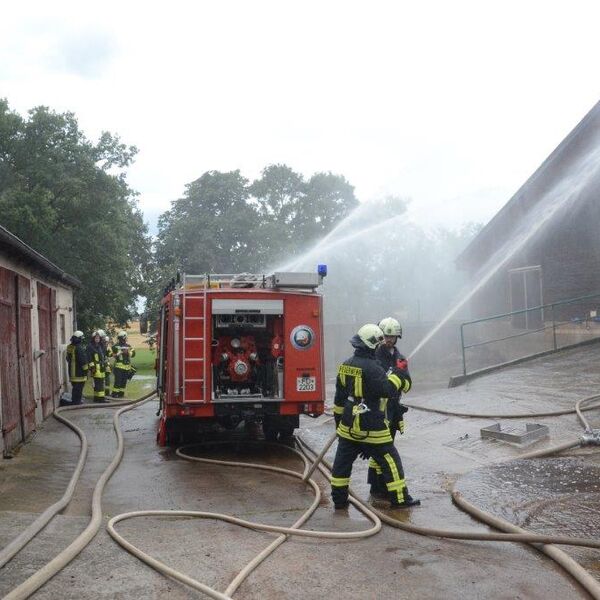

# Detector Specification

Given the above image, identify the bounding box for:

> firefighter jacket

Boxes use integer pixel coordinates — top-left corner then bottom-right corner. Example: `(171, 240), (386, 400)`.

(87, 342), (106, 379)
(112, 342), (136, 370)
(374, 344), (411, 432)
(66, 341), (88, 383)
(103, 344), (113, 373)
(333, 339), (411, 445)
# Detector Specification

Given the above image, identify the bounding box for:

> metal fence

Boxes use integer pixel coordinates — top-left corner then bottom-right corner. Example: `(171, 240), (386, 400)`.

(459, 292), (600, 377)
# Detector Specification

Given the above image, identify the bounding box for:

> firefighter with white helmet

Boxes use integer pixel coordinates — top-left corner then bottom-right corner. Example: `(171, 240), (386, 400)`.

(97, 330), (113, 397)
(65, 331), (88, 405)
(330, 323), (418, 509)
(111, 330), (136, 398)
(366, 317), (418, 503)
(87, 330), (109, 403)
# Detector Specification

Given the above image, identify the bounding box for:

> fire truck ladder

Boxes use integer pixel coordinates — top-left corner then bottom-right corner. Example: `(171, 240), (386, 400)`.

(181, 274), (208, 403)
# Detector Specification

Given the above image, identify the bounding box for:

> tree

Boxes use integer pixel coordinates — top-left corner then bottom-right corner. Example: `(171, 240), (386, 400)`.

(249, 164), (359, 264)
(155, 170), (258, 276)
(0, 99), (151, 332)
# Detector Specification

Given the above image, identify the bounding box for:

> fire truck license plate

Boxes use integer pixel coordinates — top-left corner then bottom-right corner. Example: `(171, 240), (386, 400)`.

(297, 376), (316, 392)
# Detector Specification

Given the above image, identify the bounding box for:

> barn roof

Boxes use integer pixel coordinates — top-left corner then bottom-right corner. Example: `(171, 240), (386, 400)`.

(456, 100), (600, 271)
(0, 224), (81, 288)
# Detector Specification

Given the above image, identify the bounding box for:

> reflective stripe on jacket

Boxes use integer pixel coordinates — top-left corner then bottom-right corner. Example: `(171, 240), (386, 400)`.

(87, 342), (106, 378)
(112, 343), (136, 370)
(66, 343), (88, 382)
(333, 346), (409, 445)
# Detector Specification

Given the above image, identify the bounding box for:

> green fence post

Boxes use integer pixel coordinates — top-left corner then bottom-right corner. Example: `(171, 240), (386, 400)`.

(460, 323), (467, 376)
(552, 304), (557, 350)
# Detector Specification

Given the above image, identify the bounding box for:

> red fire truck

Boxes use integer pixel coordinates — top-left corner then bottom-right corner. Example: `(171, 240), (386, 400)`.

(156, 270), (326, 445)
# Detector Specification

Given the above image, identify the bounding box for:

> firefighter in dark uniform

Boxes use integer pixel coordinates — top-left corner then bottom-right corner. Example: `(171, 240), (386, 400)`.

(66, 331), (88, 405)
(98, 330), (113, 397)
(330, 324), (419, 509)
(88, 330), (109, 403)
(367, 317), (417, 502)
(112, 331), (136, 398)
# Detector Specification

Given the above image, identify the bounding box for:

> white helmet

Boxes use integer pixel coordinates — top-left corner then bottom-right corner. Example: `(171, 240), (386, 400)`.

(97, 329), (106, 338)
(117, 330), (127, 339)
(378, 317), (402, 338)
(357, 323), (385, 349)
(73, 330), (84, 339)
(104, 335), (110, 342)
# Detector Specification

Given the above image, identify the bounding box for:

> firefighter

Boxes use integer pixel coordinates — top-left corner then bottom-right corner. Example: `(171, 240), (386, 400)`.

(65, 331), (88, 405)
(112, 331), (136, 398)
(367, 317), (415, 498)
(88, 330), (108, 403)
(98, 330), (113, 397)
(330, 324), (420, 509)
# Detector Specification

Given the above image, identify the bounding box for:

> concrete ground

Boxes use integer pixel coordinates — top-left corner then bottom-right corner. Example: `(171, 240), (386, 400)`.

(1, 344), (600, 599)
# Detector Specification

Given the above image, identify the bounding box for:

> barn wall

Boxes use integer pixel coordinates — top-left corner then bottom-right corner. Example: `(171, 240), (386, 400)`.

(0, 255), (75, 455)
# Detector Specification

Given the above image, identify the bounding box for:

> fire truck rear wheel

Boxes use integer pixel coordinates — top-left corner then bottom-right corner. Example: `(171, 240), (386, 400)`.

(263, 415), (298, 443)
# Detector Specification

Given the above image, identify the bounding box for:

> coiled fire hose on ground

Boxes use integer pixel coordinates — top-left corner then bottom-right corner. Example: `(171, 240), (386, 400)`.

(2, 391), (600, 599)
(301, 392), (600, 598)
(1, 392), (156, 600)
(107, 393), (600, 599)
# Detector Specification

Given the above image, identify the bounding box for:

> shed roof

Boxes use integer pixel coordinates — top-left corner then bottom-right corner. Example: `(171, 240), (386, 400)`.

(456, 100), (600, 271)
(0, 224), (81, 288)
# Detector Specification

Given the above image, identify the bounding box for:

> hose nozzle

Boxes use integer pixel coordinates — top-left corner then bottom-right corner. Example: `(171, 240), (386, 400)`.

(581, 429), (600, 445)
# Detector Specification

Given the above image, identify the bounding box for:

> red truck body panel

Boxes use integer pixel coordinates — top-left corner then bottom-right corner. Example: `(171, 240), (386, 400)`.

(156, 279), (325, 443)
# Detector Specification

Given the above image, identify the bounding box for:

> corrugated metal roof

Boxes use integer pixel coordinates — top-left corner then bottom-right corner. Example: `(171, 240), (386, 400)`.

(0, 224), (81, 288)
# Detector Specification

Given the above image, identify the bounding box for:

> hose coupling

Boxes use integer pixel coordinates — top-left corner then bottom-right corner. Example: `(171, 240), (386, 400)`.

(581, 429), (600, 445)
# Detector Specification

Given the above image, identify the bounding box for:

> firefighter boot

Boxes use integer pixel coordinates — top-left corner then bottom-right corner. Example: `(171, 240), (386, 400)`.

(390, 490), (421, 509)
(369, 484), (388, 499)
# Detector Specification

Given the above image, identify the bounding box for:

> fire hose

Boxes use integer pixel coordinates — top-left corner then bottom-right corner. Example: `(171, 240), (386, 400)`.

(1, 393), (156, 600)
(2, 392), (600, 599)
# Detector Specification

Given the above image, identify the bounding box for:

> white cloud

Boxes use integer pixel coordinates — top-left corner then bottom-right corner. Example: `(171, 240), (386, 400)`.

(1, 0), (599, 233)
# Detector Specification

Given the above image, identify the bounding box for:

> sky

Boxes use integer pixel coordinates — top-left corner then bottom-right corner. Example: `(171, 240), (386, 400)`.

(1, 0), (599, 234)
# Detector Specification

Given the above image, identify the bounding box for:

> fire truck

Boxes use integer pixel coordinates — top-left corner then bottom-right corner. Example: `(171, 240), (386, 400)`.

(156, 270), (326, 445)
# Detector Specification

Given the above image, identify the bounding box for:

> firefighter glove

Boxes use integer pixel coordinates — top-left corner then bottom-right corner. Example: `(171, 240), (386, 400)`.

(396, 358), (408, 371)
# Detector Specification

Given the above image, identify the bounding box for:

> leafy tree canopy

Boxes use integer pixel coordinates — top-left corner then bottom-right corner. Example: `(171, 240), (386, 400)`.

(149, 164), (359, 316)
(0, 99), (151, 333)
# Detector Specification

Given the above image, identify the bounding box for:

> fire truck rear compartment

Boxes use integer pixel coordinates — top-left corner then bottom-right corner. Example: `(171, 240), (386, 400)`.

(212, 312), (283, 400)
(211, 312), (297, 440)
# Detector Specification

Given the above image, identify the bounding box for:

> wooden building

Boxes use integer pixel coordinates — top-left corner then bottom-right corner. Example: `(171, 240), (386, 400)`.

(0, 225), (79, 455)
(456, 101), (600, 324)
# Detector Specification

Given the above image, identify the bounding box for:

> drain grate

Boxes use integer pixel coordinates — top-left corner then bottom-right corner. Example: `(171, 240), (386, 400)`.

(480, 423), (549, 445)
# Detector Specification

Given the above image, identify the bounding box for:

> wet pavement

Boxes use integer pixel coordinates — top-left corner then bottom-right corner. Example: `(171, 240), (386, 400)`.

(1, 344), (600, 598)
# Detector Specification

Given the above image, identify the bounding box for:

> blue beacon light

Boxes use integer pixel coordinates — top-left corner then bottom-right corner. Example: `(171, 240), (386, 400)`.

(317, 264), (327, 277)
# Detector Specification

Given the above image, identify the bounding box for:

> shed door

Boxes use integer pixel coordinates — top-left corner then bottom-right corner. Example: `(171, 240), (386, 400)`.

(0, 267), (21, 451)
(17, 275), (36, 437)
(0, 269), (35, 452)
(50, 289), (61, 404)
(37, 283), (54, 417)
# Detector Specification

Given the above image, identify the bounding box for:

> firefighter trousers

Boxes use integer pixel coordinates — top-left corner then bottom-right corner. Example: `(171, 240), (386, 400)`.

(113, 367), (128, 398)
(70, 381), (84, 405)
(92, 376), (105, 401)
(331, 437), (407, 507)
(368, 425), (398, 493)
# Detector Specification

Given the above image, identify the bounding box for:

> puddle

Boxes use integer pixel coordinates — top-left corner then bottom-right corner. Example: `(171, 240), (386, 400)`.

(456, 457), (600, 579)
